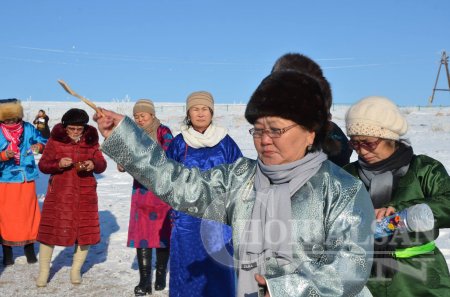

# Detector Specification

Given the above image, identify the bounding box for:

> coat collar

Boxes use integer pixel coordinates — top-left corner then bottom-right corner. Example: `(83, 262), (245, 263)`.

(50, 123), (99, 146)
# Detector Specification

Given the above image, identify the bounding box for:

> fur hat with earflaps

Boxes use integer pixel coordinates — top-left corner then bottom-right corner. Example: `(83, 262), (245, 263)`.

(61, 108), (89, 127)
(245, 70), (329, 151)
(0, 98), (24, 122)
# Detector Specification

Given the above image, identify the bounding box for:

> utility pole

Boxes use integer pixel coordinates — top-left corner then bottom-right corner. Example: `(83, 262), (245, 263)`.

(429, 51), (450, 104)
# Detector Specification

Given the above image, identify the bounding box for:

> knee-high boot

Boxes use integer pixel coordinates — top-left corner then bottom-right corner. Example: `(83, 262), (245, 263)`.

(24, 243), (38, 264)
(36, 244), (54, 287)
(155, 248), (169, 291)
(135, 248), (152, 296)
(2, 244), (14, 266)
(70, 245), (89, 284)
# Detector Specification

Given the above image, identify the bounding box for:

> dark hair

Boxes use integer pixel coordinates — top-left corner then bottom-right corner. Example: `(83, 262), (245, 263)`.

(61, 108), (89, 127)
(271, 53), (332, 114)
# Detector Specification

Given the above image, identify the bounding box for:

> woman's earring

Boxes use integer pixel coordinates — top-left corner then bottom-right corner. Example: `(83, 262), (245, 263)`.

(307, 144), (312, 152)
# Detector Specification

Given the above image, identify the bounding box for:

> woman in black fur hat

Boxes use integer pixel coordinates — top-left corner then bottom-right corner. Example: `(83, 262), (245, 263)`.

(271, 52), (352, 167)
(35, 108), (107, 287)
(94, 71), (375, 297)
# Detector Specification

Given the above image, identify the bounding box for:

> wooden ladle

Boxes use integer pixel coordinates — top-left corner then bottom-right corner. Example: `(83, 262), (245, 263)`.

(57, 80), (104, 116)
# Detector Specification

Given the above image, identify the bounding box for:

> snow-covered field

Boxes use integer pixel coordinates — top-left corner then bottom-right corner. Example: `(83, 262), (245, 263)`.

(1, 101), (450, 297)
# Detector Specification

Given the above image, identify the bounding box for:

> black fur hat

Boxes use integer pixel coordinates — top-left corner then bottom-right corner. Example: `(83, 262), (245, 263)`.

(61, 108), (89, 127)
(245, 71), (329, 150)
(271, 53), (332, 114)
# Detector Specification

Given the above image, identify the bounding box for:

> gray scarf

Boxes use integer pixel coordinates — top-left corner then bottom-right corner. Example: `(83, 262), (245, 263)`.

(358, 140), (414, 208)
(238, 151), (328, 297)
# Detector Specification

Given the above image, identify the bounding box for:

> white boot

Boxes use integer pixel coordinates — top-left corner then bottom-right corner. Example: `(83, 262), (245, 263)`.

(36, 244), (54, 287)
(70, 245), (89, 284)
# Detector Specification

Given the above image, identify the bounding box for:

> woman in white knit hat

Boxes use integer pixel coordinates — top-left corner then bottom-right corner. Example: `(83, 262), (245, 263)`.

(165, 91), (242, 297)
(344, 96), (450, 297)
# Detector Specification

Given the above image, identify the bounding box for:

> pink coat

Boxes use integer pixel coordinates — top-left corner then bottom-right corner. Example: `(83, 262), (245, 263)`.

(127, 124), (173, 248)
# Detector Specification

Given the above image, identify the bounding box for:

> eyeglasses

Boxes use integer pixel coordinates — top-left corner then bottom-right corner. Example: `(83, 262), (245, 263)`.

(66, 126), (84, 132)
(348, 138), (383, 151)
(249, 123), (298, 138)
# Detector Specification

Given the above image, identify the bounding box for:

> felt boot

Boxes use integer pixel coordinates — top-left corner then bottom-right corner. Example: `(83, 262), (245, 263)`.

(70, 245), (89, 284)
(36, 244), (54, 287)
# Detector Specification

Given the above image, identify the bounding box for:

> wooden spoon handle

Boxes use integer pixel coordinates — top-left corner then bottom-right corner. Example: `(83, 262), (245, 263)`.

(57, 80), (103, 115)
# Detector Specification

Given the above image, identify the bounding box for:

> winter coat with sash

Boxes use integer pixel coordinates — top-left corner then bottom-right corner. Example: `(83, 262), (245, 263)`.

(37, 124), (107, 246)
(345, 154), (450, 297)
(101, 117), (375, 297)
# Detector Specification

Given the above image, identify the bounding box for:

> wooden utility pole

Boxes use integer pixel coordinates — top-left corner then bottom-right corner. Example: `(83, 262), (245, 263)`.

(429, 51), (450, 104)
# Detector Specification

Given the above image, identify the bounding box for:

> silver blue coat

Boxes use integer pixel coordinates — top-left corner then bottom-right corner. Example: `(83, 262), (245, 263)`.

(101, 117), (375, 297)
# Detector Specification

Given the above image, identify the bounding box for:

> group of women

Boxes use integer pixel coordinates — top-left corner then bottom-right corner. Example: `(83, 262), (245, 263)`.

(0, 93), (243, 296)
(119, 93), (241, 296)
(0, 101), (108, 287)
(95, 53), (450, 297)
(1, 52), (450, 297)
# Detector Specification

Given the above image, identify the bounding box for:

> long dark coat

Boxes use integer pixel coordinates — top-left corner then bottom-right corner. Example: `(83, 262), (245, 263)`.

(37, 123), (107, 246)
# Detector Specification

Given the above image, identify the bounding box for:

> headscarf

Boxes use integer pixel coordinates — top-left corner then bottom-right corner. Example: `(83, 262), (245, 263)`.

(1, 121), (24, 164)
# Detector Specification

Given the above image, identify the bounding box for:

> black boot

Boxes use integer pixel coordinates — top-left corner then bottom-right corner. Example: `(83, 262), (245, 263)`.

(2, 245), (14, 266)
(134, 248), (152, 296)
(154, 248), (169, 291)
(24, 243), (37, 264)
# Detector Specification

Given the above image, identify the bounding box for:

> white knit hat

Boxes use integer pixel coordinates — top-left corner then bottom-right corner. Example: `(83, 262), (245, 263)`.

(345, 96), (408, 140)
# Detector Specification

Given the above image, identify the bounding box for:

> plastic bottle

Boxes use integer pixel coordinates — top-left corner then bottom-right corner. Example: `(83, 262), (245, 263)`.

(374, 203), (434, 239)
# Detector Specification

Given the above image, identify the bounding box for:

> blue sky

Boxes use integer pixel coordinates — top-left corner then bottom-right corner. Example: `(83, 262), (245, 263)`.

(1, 1), (450, 106)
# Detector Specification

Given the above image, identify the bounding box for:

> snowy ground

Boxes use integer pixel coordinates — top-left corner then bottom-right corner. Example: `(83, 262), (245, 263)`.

(1, 101), (449, 296)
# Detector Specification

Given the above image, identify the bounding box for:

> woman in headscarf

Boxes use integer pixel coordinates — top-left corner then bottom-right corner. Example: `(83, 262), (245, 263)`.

(36, 108), (107, 287)
(95, 71), (375, 297)
(120, 99), (173, 296)
(0, 98), (47, 266)
(166, 91), (242, 297)
(344, 96), (450, 297)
